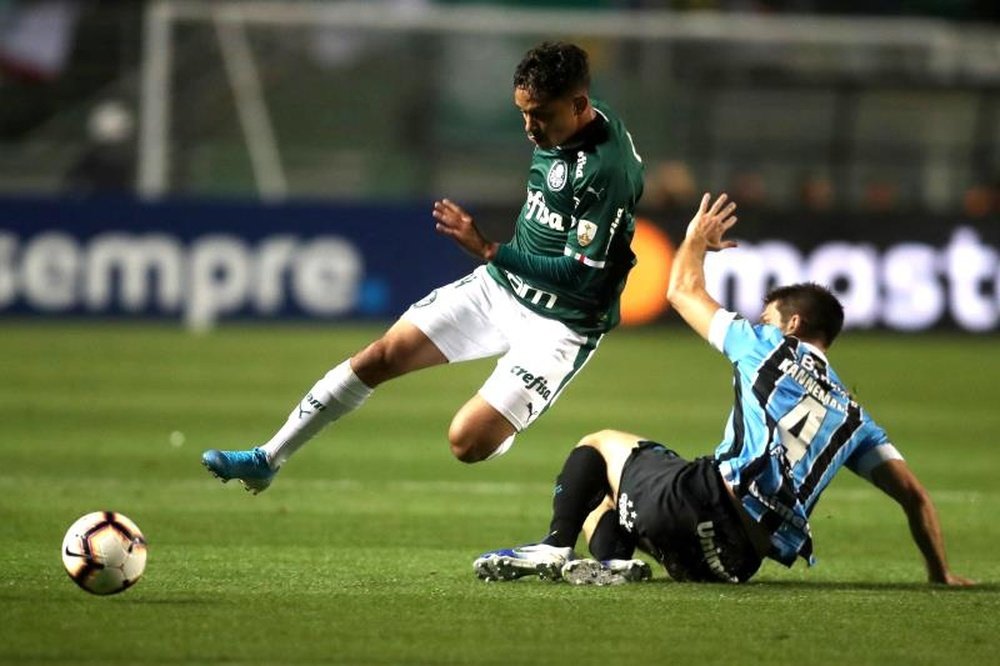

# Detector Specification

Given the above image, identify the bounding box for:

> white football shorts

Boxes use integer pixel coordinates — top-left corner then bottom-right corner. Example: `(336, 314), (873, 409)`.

(401, 265), (602, 432)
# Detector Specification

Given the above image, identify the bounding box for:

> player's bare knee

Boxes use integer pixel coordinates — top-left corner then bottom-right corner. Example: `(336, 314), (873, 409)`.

(449, 430), (490, 463)
(576, 429), (620, 450)
(450, 442), (486, 464)
(447, 427), (492, 464)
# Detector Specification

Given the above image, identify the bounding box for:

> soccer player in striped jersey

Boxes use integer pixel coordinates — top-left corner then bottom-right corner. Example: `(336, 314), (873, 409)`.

(202, 42), (644, 493)
(475, 193), (973, 586)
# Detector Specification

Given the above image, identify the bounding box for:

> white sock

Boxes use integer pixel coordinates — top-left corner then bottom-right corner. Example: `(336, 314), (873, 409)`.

(485, 434), (515, 461)
(259, 360), (373, 468)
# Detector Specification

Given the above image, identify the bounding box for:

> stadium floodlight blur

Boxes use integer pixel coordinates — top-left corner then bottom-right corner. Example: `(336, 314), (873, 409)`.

(135, 0), (1000, 212)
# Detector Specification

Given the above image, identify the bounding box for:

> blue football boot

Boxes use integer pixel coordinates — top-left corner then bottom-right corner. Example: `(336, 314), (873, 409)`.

(201, 447), (276, 495)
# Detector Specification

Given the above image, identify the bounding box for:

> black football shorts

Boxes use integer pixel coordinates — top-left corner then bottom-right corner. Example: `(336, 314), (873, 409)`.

(616, 441), (762, 583)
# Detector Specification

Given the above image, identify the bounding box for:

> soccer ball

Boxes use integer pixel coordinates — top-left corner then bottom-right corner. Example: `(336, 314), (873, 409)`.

(61, 511), (147, 595)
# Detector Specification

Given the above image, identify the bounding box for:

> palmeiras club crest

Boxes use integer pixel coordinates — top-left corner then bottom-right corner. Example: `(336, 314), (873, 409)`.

(547, 161), (568, 191)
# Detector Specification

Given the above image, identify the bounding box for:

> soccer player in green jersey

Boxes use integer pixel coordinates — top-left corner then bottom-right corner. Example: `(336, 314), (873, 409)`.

(202, 42), (645, 493)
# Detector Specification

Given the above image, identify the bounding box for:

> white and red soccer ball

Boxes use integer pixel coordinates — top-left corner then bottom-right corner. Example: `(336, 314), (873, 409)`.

(61, 511), (147, 595)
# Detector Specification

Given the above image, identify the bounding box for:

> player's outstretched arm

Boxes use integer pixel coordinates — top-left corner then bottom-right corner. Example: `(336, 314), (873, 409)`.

(432, 197), (593, 287)
(869, 460), (974, 586)
(432, 198), (499, 261)
(666, 192), (738, 340)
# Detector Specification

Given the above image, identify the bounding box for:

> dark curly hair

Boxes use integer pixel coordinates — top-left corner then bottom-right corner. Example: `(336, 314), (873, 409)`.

(513, 41), (590, 100)
(765, 282), (845, 347)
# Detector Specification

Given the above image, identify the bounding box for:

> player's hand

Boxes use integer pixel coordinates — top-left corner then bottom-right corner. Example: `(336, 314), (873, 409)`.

(432, 199), (499, 262)
(685, 192), (738, 252)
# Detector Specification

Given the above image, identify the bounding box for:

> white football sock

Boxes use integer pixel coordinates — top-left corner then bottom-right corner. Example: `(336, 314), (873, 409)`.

(485, 434), (515, 461)
(259, 360), (373, 468)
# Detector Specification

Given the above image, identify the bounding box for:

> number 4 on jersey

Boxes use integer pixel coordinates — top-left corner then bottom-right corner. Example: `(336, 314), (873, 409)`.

(778, 397), (827, 465)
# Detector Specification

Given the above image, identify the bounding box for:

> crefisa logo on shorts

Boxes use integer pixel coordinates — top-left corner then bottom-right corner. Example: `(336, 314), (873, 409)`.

(547, 161), (568, 191)
(509, 365), (552, 400)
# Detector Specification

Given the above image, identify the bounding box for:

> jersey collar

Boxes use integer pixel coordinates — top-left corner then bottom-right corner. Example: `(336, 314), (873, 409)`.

(797, 339), (829, 363)
(555, 109), (609, 154)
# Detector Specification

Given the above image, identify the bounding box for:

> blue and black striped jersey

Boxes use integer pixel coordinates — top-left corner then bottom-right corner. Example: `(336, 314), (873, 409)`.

(709, 310), (902, 566)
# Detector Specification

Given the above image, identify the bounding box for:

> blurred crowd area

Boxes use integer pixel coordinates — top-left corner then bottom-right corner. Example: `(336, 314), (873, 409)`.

(1, 0), (999, 217)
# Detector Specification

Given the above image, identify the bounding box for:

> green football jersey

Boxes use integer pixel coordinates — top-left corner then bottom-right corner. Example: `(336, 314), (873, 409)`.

(487, 98), (644, 334)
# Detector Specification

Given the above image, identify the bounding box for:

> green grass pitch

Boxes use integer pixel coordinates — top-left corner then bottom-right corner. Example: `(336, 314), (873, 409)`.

(1, 322), (998, 665)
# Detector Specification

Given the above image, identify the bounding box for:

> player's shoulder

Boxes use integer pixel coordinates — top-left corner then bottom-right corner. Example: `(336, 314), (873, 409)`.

(727, 315), (785, 346)
(572, 124), (628, 186)
(582, 100), (640, 171)
(588, 100), (628, 151)
(591, 97), (625, 130)
(716, 312), (788, 360)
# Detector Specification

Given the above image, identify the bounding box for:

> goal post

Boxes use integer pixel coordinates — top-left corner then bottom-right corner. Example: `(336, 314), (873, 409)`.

(138, 0), (998, 202)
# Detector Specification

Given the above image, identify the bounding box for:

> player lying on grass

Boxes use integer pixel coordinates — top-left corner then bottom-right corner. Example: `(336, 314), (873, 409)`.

(202, 41), (645, 493)
(474, 193), (974, 586)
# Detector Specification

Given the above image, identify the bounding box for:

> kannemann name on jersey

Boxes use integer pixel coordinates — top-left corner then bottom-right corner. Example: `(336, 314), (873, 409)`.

(486, 99), (644, 334)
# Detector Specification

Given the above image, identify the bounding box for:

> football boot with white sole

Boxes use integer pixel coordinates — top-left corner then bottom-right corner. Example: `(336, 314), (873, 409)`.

(201, 447), (277, 494)
(473, 544), (574, 582)
(560, 558), (653, 586)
